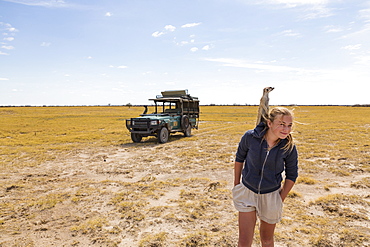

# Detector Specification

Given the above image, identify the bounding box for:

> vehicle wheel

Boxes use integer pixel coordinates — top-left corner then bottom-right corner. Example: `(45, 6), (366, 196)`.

(158, 127), (169, 143)
(181, 115), (190, 129)
(184, 124), (191, 137)
(131, 133), (142, 143)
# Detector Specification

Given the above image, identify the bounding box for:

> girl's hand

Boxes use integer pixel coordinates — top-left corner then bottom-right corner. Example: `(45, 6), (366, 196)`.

(279, 190), (287, 202)
(280, 179), (295, 202)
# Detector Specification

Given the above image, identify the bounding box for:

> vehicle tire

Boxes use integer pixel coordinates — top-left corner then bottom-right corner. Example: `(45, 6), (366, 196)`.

(158, 127), (169, 143)
(131, 133), (142, 143)
(184, 124), (191, 137)
(181, 115), (190, 129)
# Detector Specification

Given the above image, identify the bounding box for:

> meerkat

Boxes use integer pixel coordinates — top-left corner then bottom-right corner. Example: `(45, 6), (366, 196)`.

(256, 87), (274, 126)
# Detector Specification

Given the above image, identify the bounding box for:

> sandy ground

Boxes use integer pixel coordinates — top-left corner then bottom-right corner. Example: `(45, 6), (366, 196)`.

(1, 131), (370, 247)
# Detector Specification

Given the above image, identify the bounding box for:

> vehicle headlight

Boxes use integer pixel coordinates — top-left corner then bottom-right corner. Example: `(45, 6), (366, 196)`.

(127, 120), (131, 125)
(150, 120), (158, 125)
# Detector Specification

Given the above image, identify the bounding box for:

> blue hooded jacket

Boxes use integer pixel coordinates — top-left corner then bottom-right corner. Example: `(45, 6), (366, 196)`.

(235, 122), (298, 194)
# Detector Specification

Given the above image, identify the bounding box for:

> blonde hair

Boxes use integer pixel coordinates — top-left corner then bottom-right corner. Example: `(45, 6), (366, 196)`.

(267, 107), (295, 153)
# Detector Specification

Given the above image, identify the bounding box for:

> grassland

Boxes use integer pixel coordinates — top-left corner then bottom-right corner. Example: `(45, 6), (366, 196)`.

(0, 105), (369, 246)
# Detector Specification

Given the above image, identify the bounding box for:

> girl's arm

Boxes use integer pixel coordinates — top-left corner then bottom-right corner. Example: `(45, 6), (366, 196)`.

(280, 179), (295, 202)
(234, 161), (244, 186)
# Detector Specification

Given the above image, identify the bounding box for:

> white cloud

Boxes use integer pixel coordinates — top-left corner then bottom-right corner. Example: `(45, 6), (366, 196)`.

(152, 31), (164, 37)
(326, 28), (343, 33)
(278, 29), (301, 37)
(177, 41), (189, 46)
(302, 5), (333, 19)
(4, 37), (15, 41)
(0, 78), (9, 80)
(353, 53), (370, 65)
(358, 8), (370, 22)
(261, 0), (329, 8)
(105, 12), (112, 17)
(340, 23), (370, 39)
(109, 65), (128, 69)
(204, 57), (314, 73)
(0, 22), (18, 33)
(1, 45), (14, 50)
(2, 0), (73, 8)
(341, 44), (362, 50)
(7, 27), (18, 32)
(41, 42), (51, 47)
(0, 24), (17, 53)
(324, 25), (343, 33)
(202, 45), (211, 51)
(181, 22), (202, 28)
(190, 47), (198, 52)
(164, 25), (176, 32)
(250, 0), (333, 19)
(152, 25), (176, 38)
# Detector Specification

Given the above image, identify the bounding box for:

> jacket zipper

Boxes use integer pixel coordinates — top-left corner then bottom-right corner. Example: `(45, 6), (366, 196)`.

(257, 150), (270, 194)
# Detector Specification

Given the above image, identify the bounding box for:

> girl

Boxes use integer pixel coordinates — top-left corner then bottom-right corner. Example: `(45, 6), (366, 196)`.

(233, 107), (298, 247)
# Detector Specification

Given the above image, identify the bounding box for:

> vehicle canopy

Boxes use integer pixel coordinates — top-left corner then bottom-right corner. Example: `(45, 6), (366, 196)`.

(149, 90), (199, 116)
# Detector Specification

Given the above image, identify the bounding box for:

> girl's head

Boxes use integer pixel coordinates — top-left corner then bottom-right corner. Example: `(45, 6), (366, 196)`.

(267, 107), (294, 123)
(266, 107), (295, 152)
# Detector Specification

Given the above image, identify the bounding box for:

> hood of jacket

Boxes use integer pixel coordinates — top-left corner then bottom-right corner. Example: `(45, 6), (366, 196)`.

(252, 122), (268, 139)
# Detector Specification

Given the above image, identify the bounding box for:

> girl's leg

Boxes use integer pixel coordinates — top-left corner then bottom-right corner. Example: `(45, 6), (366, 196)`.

(259, 220), (276, 247)
(238, 211), (257, 247)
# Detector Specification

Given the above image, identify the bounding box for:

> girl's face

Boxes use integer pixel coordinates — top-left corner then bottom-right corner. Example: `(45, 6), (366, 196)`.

(267, 114), (293, 140)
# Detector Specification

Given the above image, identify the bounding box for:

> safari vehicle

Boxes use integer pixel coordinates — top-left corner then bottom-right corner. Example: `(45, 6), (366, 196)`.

(126, 90), (200, 143)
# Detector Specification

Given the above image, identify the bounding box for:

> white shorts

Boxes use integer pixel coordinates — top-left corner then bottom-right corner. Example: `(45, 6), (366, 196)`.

(232, 183), (283, 224)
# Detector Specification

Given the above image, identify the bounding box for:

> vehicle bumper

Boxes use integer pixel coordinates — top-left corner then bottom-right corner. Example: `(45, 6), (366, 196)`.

(126, 119), (161, 135)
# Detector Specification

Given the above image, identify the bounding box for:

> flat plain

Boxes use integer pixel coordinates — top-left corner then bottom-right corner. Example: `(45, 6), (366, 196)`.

(0, 105), (369, 247)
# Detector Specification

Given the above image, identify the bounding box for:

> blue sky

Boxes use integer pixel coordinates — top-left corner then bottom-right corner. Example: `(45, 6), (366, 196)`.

(1, 0), (370, 106)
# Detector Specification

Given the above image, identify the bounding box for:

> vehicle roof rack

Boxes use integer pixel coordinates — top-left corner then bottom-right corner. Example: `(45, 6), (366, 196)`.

(158, 90), (188, 98)
(153, 89), (199, 101)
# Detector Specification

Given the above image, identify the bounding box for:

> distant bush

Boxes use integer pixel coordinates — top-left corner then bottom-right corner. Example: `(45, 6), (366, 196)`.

(352, 104), (370, 107)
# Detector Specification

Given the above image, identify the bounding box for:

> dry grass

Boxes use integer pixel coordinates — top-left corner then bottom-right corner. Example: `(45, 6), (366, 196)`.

(0, 105), (369, 246)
